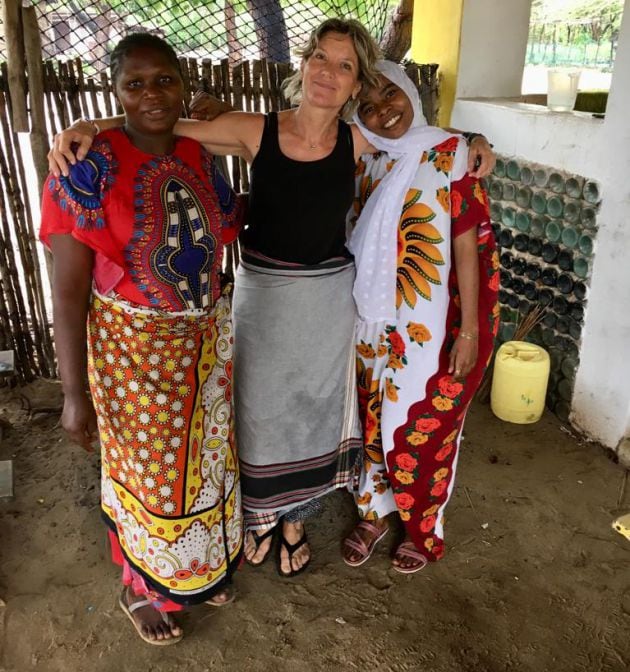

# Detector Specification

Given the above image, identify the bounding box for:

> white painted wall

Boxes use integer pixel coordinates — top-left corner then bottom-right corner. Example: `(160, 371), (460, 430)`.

(451, 0), (630, 450)
(571, 3), (630, 450)
(457, 0), (533, 98)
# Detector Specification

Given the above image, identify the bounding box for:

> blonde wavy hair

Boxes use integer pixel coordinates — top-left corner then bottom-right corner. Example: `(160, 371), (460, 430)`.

(282, 18), (381, 117)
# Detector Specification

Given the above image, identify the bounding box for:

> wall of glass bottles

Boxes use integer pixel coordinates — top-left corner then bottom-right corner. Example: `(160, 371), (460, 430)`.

(486, 157), (600, 423)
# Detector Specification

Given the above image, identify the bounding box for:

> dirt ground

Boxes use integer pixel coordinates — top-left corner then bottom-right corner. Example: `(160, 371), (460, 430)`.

(0, 379), (629, 672)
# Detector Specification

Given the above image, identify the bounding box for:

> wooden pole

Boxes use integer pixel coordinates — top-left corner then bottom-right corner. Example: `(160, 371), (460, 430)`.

(22, 6), (49, 195)
(2, 0), (29, 132)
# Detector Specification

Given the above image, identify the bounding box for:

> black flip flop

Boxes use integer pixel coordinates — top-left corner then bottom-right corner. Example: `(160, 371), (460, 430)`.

(277, 530), (311, 578)
(246, 526), (276, 567)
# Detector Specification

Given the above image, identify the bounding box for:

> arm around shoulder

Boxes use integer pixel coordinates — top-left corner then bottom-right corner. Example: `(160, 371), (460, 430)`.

(175, 112), (265, 162)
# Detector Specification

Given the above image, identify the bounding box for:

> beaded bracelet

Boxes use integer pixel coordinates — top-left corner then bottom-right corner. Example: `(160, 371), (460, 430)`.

(458, 330), (478, 340)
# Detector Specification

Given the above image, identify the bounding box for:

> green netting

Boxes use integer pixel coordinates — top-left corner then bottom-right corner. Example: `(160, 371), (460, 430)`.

(1, 1), (396, 71)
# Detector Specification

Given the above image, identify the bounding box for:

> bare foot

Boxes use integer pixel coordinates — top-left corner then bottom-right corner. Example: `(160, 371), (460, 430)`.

(278, 520), (310, 576)
(342, 518), (389, 566)
(244, 527), (274, 566)
(122, 586), (183, 643)
(392, 535), (428, 573)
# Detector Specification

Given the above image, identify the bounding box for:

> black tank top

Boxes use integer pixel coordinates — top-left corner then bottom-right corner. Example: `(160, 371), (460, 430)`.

(243, 112), (355, 265)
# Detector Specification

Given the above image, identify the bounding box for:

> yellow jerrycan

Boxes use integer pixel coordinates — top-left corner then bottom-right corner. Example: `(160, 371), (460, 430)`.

(490, 341), (550, 424)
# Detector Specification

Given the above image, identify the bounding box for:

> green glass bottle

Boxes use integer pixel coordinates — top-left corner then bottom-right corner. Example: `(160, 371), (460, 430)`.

(560, 226), (579, 249)
(565, 176), (584, 199)
(546, 195), (565, 219)
(583, 180), (601, 205)
(520, 165), (534, 186)
(573, 257), (589, 279)
(580, 206), (597, 230)
(548, 172), (566, 194)
(515, 186), (532, 209)
(578, 234), (594, 256)
(533, 168), (549, 188)
(507, 160), (521, 181)
(515, 211), (531, 232)
(563, 200), (581, 224)
(545, 220), (562, 243)
(503, 182), (516, 201)
(494, 158), (506, 179)
(531, 191), (547, 214)
(489, 180), (503, 201)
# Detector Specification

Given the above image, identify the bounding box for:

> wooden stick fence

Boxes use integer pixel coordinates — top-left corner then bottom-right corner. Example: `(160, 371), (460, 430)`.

(0, 54), (440, 384)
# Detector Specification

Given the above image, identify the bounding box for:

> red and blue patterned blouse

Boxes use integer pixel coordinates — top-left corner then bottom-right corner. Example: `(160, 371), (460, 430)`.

(40, 128), (244, 312)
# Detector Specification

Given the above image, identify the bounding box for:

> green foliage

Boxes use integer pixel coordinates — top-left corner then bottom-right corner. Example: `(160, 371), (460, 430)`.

(527, 0), (624, 67)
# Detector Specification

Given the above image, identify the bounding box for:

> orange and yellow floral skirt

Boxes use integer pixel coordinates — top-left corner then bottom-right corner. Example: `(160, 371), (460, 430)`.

(87, 290), (243, 607)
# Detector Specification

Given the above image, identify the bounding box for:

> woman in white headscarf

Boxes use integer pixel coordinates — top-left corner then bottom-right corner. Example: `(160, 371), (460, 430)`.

(343, 61), (499, 573)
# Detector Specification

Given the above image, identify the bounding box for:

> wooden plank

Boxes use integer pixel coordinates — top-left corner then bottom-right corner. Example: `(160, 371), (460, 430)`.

(252, 60), (262, 113)
(22, 6), (49, 195)
(56, 61), (72, 127)
(74, 57), (90, 118)
(260, 58), (271, 113)
(100, 71), (114, 118)
(42, 61), (58, 138)
(87, 77), (100, 120)
(201, 59), (213, 94)
(65, 60), (82, 121)
(242, 61), (252, 112)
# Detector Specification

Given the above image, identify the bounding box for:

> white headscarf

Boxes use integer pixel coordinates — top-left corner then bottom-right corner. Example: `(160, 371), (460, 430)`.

(347, 60), (467, 323)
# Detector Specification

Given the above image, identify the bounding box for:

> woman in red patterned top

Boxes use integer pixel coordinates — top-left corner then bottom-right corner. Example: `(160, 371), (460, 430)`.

(40, 34), (245, 645)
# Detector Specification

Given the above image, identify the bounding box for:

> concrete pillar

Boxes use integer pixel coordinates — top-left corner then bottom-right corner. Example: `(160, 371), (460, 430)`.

(411, 0), (464, 127)
(411, 0), (533, 125)
(571, 0), (630, 450)
(457, 0), (533, 98)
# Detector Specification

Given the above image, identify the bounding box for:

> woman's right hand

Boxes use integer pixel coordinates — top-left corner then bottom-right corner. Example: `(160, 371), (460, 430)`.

(61, 391), (98, 451)
(48, 119), (98, 177)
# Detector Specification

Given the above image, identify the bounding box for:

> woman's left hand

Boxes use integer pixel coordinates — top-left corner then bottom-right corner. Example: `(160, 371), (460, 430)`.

(189, 90), (234, 121)
(448, 334), (479, 381)
(467, 136), (496, 178)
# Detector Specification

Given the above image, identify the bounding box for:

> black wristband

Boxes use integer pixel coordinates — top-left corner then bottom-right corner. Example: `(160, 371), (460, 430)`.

(462, 131), (493, 148)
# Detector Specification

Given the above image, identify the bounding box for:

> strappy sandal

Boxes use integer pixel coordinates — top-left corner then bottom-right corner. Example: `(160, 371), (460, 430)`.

(245, 526), (276, 567)
(392, 541), (428, 574)
(342, 521), (389, 567)
(205, 584), (236, 607)
(118, 588), (183, 646)
(277, 529), (311, 578)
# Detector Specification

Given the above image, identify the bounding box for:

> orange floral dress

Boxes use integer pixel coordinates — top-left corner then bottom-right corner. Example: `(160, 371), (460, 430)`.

(351, 138), (499, 561)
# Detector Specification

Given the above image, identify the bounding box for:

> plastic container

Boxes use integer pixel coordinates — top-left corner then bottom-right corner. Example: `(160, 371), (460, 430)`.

(491, 341), (550, 424)
(547, 68), (581, 112)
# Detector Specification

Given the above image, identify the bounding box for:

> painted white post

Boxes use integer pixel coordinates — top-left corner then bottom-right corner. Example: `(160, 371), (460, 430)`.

(457, 0), (533, 98)
(571, 1), (630, 451)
